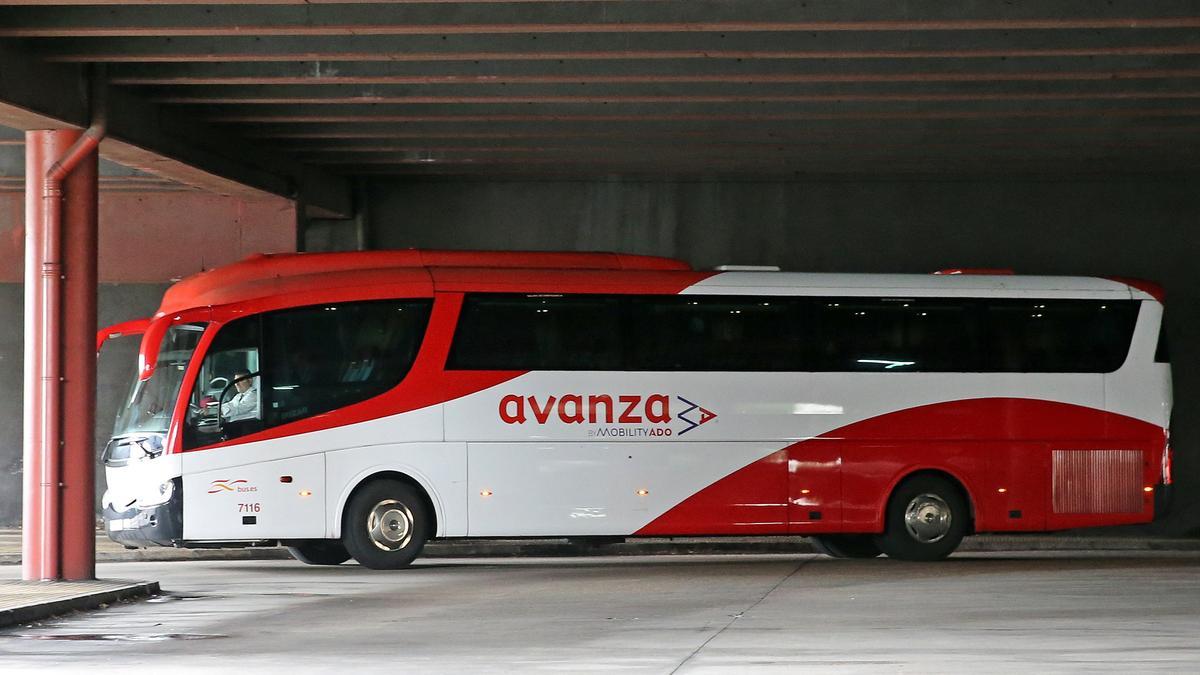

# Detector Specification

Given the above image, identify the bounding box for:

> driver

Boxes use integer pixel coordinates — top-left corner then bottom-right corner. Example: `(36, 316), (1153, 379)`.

(221, 370), (260, 422)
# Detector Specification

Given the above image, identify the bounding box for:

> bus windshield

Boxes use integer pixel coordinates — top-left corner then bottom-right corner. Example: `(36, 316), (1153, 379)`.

(113, 323), (207, 437)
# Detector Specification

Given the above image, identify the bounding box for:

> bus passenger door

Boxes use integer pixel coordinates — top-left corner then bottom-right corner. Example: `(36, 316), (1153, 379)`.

(788, 440), (843, 533)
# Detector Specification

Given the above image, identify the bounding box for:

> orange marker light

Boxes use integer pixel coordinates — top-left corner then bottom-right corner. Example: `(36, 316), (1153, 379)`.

(636, 489), (649, 496)
(1144, 486), (1155, 493)
(799, 489), (811, 495)
(299, 489), (313, 497)
(997, 488), (1007, 493)
(480, 489), (493, 497)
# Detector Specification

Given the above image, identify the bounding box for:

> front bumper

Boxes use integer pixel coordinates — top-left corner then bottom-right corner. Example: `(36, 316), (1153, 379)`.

(103, 478), (183, 548)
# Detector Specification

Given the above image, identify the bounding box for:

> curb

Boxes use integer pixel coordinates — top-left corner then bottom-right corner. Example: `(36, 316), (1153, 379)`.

(0, 581), (160, 628)
(2, 535), (1197, 565)
(0, 549), (291, 566)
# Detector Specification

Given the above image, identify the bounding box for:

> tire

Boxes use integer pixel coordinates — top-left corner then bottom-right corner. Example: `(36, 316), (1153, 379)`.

(875, 474), (968, 561)
(287, 540), (351, 566)
(810, 534), (883, 559)
(342, 479), (430, 570)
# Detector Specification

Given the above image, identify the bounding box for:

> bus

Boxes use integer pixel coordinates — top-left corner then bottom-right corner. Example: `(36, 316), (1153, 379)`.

(98, 250), (1173, 568)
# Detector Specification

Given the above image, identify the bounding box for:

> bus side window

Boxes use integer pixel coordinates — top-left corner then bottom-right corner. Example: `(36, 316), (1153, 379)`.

(447, 294), (622, 370)
(261, 300), (432, 428)
(1156, 313), (1170, 363)
(808, 298), (979, 372)
(183, 316), (263, 449)
(625, 296), (803, 371)
(983, 300), (1138, 373)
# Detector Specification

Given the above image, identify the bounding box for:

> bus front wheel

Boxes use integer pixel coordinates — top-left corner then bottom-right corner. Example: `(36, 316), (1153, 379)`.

(875, 475), (968, 561)
(342, 479), (429, 570)
(287, 540), (351, 566)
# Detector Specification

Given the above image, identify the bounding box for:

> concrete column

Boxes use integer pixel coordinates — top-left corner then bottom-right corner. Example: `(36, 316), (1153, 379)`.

(59, 138), (98, 581)
(23, 129), (98, 581)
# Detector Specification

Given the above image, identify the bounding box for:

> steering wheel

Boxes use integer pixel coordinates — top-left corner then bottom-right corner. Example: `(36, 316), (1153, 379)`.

(209, 376), (229, 391)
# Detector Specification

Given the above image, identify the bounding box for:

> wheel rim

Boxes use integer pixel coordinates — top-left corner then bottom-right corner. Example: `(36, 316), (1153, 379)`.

(903, 493), (952, 543)
(367, 499), (414, 552)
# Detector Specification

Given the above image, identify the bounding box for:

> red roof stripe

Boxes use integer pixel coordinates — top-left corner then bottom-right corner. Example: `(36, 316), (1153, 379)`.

(157, 249), (692, 316)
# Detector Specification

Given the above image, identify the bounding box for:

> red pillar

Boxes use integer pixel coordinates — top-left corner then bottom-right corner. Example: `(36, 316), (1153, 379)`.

(23, 129), (98, 581)
(60, 139), (99, 581)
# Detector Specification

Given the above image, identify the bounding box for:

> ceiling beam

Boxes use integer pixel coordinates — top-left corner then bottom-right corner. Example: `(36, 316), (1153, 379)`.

(334, 155), (1200, 174)
(103, 59), (1200, 86)
(275, 137), (1200, 152)
(201, 106), (1200, 124)
(0, 0), (627, 4)
(0, 41), (351, 217)
(8, 2), (1199, 180)
(35, 32), (1200, 64)
(2, 1), (1200, 38)
(9, 18), (1200, 38)
(149, 86), (1200, 106)
(240, 122), (1200, 141)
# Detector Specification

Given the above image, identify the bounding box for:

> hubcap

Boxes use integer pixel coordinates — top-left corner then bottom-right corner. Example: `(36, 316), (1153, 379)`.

(904, 493), (952, 543)
(367, 499), (414, 552)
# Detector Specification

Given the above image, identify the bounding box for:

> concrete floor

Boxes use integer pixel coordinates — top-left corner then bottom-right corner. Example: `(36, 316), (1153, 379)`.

(0, 552), (1197, 672)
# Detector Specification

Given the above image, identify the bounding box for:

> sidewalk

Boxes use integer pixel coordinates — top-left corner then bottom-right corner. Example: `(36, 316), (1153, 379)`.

(1, 529), (1198, 565)
(0, 579), (159, 628)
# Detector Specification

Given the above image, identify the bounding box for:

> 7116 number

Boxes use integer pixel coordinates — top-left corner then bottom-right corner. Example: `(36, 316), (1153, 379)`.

(238, 503), (261, 513)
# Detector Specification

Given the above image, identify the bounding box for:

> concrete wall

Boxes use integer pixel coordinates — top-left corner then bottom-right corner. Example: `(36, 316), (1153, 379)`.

(0, 283), (21, 524)
(0, 192), (296, 283)
(369, 175), (1200, 535)
(0, 190), (295, 526)
(0, 283), (168, 525)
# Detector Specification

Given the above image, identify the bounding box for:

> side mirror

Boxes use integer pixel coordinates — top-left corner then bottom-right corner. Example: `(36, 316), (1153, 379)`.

(137, 318), (171, 381)
(96, 317), (150, 355)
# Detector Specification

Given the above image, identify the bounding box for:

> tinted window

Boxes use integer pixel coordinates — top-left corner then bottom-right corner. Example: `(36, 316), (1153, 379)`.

(809, 298), (979, 372)
(263, 300), (432, 427)
(984, 300), (1137, 372)
(446, 293), (1137, 374)
(447, 295), (622, 370)
(184, 300), (431, 449)
(184, 315), (263, 448)
(627, 296), (803, 370)
(1156, 314), (1170, 363)
(448, 294), (802, 371)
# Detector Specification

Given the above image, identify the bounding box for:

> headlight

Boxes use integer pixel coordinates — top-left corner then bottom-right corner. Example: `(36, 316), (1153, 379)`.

(136, 479), (175, 508)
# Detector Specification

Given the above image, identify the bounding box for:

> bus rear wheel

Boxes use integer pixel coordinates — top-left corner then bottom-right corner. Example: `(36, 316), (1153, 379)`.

(875, 475), (968, 561)
(810, 535), (882, 558)
(342, 479), (429, 570)
(287, 540), (351, 566)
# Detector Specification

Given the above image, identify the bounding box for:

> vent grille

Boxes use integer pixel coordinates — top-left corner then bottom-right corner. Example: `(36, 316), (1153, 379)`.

(1053, 449), (1143, 514)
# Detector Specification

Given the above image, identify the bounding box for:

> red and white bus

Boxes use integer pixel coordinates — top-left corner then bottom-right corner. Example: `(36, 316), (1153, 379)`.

(99, 250), (1173, 567)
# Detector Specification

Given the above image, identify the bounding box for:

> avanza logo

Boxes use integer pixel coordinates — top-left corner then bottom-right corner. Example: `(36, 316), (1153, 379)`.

(498, 393), (717, 435)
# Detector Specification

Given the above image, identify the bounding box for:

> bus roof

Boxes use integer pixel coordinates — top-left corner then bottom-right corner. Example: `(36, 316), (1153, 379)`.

(156, 250), (691, 316)
(685, 272), (1147, 298)
(155, 249), (1159, 318)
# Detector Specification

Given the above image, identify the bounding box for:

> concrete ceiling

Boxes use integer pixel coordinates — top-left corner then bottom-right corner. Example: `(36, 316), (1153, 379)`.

(1, 1), (1199, 210)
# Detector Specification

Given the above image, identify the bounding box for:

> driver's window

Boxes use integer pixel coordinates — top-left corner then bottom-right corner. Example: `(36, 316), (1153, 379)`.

(184, 316), (262, 449)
